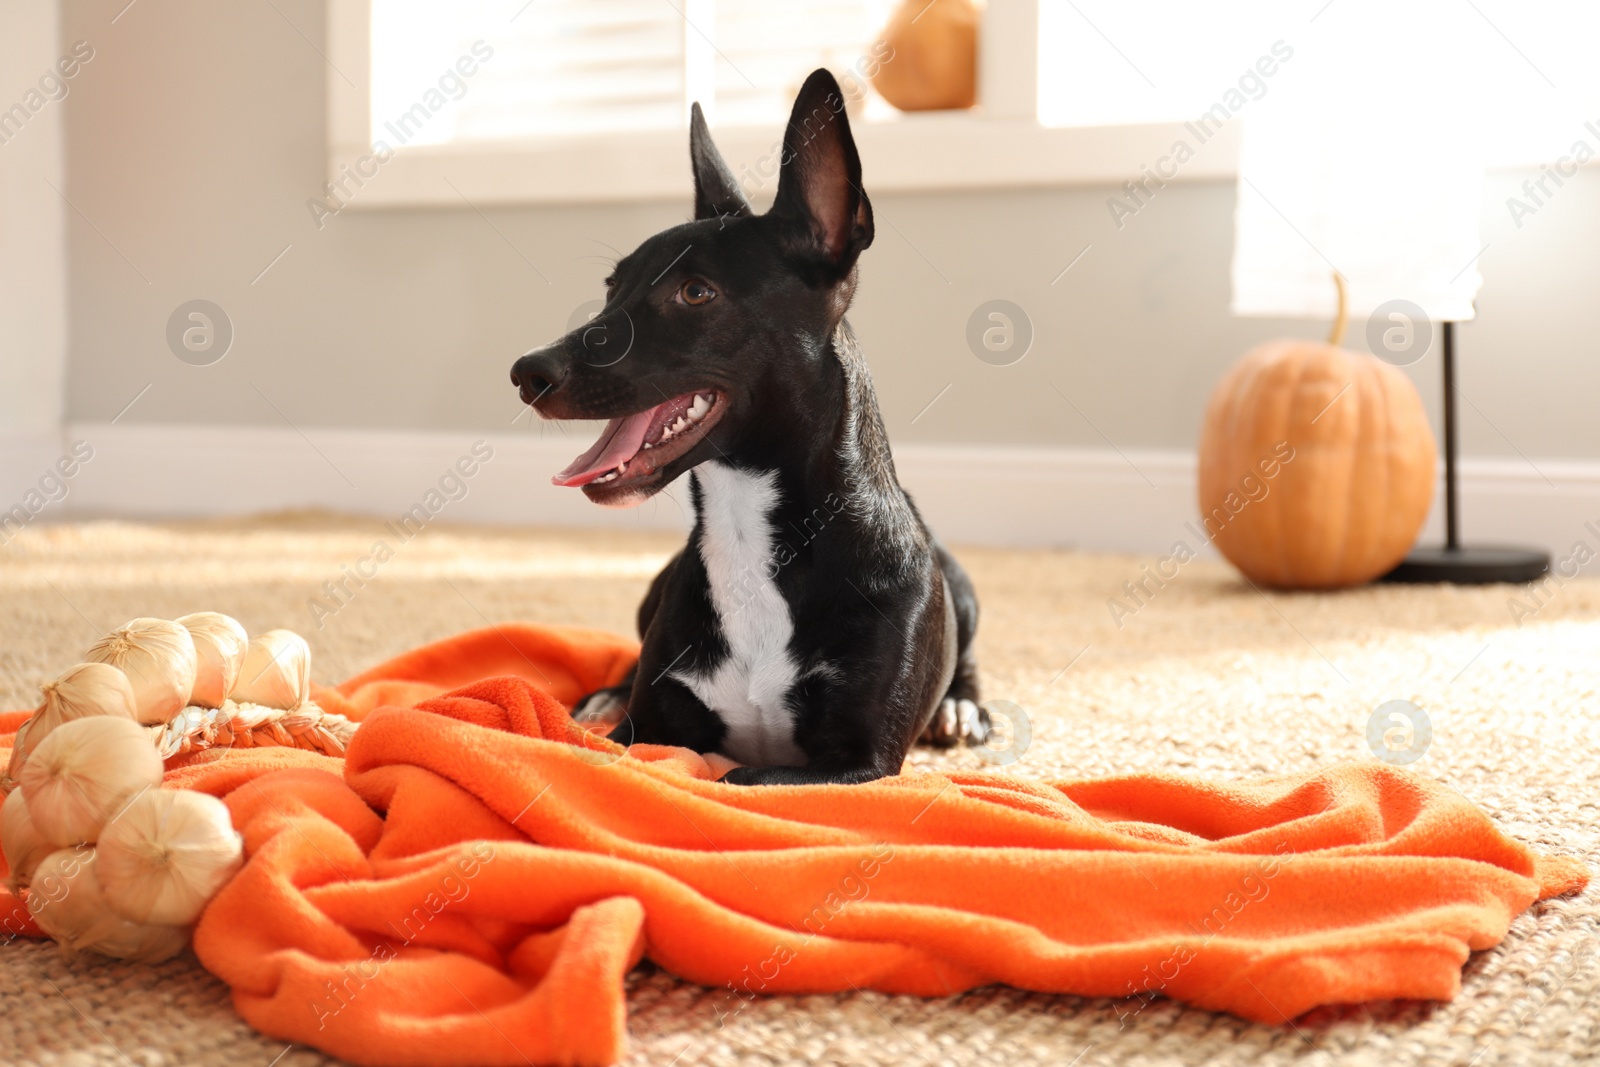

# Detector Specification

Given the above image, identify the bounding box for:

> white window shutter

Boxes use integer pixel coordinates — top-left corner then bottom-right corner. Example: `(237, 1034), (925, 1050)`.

(369, 0), (896, 146)
(371, 0), (687, 145)
(709, 0), (889, 128)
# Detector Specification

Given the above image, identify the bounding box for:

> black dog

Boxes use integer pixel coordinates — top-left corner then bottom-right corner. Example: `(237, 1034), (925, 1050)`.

(511, 70), (985, 785)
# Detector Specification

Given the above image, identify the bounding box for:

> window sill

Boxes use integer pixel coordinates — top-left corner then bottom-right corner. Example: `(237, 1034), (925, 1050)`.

(330, 115), (1245, 209)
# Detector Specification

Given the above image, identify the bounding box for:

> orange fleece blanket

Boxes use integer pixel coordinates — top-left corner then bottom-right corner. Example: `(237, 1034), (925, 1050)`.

(0, 623), (1587, 1067)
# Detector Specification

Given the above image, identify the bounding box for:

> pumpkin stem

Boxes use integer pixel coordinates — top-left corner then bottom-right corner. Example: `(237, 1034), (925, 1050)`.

(1327, 271), (1349, 347)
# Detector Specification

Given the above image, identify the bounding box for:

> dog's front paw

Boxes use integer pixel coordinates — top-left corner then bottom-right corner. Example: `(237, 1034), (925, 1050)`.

(920, 697), (990, 748)
(571, 685), (630, 727)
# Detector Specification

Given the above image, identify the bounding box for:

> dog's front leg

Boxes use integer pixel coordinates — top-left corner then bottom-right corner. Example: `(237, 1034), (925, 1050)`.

(720, 674), (909, 785)
(607, 669), (727, 753)
(720, 763), (892, 786)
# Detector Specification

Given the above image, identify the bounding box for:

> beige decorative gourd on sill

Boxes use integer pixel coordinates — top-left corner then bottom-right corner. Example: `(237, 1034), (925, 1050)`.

(871, 0), (979, 111)
(1197, 274), (1437, 589)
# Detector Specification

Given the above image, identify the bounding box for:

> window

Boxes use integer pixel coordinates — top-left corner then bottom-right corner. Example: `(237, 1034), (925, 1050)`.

(371, 2), (689, 143)
(1035, 0), (1600, 169)
(707, 1), (898, 127)
(366, 0), (896, 146)
(1037, 1), (1288, 129)
(334, 0), (1148, 205)
(330, 0), (1600, 206)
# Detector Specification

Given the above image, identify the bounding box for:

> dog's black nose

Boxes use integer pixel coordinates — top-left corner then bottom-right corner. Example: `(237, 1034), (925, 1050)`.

(510, 348), (567, 402)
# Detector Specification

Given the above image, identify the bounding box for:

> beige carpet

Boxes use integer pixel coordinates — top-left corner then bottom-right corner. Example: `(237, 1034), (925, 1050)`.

(1, 513), (1596, 1067)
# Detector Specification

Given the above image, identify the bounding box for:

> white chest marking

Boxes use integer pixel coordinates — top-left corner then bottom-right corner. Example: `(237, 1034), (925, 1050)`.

(671, 462), (806, 767)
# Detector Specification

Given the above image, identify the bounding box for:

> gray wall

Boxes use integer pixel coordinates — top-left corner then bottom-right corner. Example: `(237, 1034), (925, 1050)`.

(59, 0), (1600, 461)
(0, 1), (67, 435)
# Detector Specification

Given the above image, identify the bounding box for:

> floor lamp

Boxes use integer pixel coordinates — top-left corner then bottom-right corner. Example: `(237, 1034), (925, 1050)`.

(1382, 321), (1549, 584)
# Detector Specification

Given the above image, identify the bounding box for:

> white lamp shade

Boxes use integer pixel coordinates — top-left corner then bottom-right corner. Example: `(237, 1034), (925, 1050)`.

(1231, 0), (1487, 324)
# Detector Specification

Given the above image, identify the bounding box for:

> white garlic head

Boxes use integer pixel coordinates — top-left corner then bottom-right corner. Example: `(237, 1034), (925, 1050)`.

(231, 629), (311, 710)
(41, 662), (138, 725)
(19, 716), (165, 846)
(85, 618), (197, 724)
(2, 787), (52, 891)
(177, 612), (249, 709)
(5, 663), (137, 784)
(26, 845), (115, 950)
(97, 788), (243, 926)
(26, 846), (188, 963)
(81, 912), (190, 964)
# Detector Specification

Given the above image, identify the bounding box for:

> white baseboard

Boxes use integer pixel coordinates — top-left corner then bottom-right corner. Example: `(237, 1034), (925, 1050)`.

(47, 422), (1600, 561)
(889, 443), (1196, 551)
(59, 422), (697, 535)
(0, 429), (70, 513)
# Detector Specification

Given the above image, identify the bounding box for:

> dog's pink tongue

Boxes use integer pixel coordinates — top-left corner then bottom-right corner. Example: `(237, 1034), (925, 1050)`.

(552, 409), (655, 487)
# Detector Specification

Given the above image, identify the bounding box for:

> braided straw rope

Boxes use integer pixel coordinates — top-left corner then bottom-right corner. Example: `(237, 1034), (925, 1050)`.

(144, 700), (358, 761)
(2, 700), (358, 793)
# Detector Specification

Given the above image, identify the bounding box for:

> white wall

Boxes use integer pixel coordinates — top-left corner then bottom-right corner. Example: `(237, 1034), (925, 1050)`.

(52, 0), (1600, 456)
(0, 0), (69, 498)
(36, 0), (1600, 557)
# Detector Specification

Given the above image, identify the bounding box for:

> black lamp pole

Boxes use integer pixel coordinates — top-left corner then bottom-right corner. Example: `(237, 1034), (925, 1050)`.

(1383, 321), (1549, 584)
(1443, 319), (1460, 550)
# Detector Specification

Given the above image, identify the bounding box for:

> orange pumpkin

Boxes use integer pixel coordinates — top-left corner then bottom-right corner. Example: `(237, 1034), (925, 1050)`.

(870, 0), (978, 111)
(1197, 276), (1437, 589)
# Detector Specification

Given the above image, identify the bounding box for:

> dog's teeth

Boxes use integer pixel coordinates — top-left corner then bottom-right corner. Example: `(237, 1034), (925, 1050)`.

(616, 462), (627, 474)
(643, 442), (653, 450)
(673, 417), (688, 432)
(688, 394), (710, 420)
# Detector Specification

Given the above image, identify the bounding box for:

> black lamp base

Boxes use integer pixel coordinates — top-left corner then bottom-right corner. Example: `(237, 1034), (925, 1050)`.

(1379, 322), (1550, 587)
(1381, 545), (1549, 585)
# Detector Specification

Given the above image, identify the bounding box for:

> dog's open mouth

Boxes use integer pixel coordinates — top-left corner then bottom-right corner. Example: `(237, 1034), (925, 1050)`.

(552, 389), (725, 492)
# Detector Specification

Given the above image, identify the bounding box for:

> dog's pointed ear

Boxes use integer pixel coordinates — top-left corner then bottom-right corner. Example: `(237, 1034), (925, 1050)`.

(770, 69), (874, 277)
(690, 102), (751, 221)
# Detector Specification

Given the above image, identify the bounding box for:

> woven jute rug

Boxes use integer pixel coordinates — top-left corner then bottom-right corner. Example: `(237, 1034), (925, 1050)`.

(1, 514), (1595, 1067)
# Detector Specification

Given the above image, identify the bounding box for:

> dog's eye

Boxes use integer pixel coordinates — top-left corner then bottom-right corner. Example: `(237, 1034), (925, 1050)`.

(677, 279), (716, 306)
